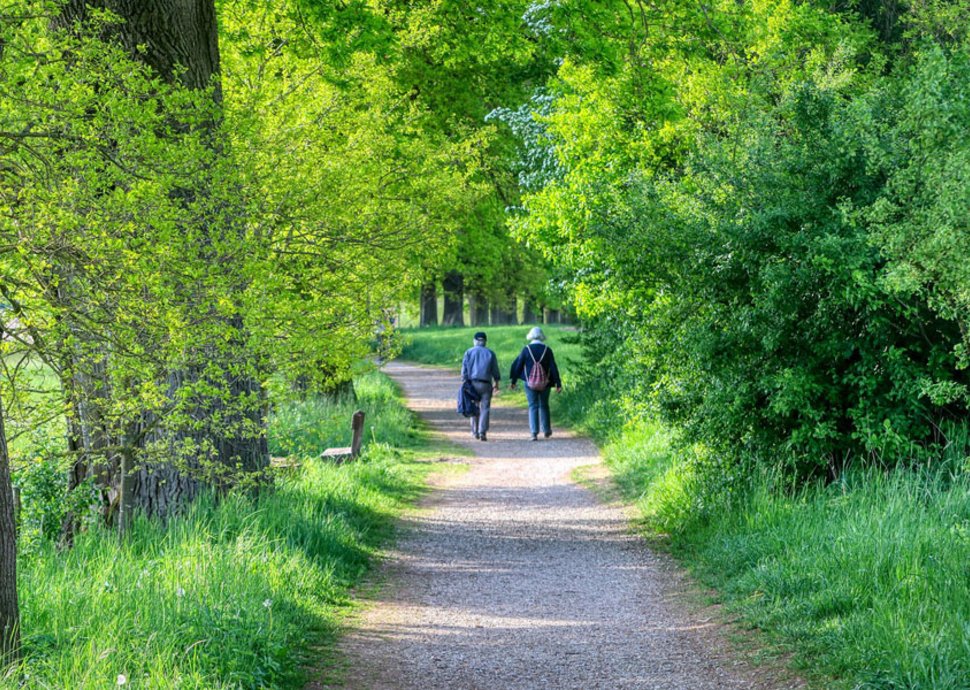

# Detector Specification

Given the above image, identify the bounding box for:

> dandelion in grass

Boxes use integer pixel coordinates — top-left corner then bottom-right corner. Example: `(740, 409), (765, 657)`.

(176, 586), (186, 598)
(263, 598), (272, 609)
(117, 674), (127, 685)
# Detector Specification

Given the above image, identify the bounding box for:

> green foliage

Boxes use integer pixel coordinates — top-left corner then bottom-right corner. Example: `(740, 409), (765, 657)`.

(511, 0), (970, 475)
(5, 372), (430, 689)
(0, 0), (480, 495)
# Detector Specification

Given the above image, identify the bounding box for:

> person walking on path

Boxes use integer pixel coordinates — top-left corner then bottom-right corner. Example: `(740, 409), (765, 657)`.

(510, 326), (562, 441)
(460, 331), (501, 441)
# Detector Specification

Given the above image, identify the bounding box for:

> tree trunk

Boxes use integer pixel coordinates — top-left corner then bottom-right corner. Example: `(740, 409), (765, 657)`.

(60, 351), (117, 541)
(420, 282), (438, 326)
(522, 298), (539, 325)
(544, 308), (561, 324)
(56, 0), (268, 524)
(503, 293), (518, 325)
(469, 293), (489, 326)
(442, 271), (465, 327)
(55, 0), (221, 96)
(0, 399), (19, 661)
(490, 301), (515, 325)
(54, 274), (118, 542)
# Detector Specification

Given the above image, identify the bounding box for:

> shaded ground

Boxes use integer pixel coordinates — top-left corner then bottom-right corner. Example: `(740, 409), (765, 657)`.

(311, 361), (804, 690)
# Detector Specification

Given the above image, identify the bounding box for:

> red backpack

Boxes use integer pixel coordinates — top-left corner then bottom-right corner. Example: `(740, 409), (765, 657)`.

(526, 346), (550, 391)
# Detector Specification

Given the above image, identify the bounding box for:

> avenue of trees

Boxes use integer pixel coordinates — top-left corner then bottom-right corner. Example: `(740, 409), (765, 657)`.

(0, 0), (524, 659)
(3, 0), (970, 676)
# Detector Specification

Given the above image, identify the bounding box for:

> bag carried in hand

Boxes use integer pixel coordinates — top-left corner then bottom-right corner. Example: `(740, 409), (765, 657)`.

(457, 380), (482, 418)
(526, 345), (550, 392)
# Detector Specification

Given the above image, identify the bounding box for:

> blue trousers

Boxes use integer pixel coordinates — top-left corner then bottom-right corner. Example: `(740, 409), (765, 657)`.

(525, 386), (551, 435)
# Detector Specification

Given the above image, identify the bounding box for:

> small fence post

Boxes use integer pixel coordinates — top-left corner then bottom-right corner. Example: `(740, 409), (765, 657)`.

(350, 410), (365, 459)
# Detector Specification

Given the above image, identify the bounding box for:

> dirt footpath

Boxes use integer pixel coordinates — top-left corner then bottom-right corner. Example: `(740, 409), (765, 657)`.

(313, 361), (802, 690)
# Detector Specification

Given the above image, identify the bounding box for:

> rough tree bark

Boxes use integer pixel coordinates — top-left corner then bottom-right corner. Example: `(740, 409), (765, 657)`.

(56, 1), (221, 96)
(442, 271), (465, 327)
(0, 399), (19, 661)
(56, 0), (268, 528)
(420, 282), (438, 326)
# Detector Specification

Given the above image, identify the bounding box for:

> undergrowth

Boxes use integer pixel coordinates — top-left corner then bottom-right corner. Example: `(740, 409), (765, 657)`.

(6, 370), (431, 689)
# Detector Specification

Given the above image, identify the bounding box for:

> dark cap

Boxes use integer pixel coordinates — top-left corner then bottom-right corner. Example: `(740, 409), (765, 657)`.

(474, 331), (487, 341)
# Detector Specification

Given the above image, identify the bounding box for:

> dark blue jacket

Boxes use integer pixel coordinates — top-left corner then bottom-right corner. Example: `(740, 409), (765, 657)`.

(457, 380), (482, 418)
(510, 343), (562, 389)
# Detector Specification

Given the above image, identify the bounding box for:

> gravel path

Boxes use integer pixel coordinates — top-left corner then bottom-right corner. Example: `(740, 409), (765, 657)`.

(313, 361), (802, 690)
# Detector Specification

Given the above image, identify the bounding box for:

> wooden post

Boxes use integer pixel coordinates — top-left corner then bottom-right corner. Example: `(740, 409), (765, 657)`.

(322, 410), (367, 463)
(350, 410), (365, 459)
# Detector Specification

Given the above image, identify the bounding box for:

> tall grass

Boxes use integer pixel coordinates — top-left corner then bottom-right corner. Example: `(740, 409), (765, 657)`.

(269, 370), (422, 458)
(668, 464), (970, 690)
(7, 371), (430, 689)
(594, 418), (970, 689)
(406, 325), (970, 689)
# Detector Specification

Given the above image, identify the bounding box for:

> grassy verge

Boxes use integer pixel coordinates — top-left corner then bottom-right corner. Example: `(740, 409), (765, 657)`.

(405, 327), (970, 690)
(9, 370), (435, 689)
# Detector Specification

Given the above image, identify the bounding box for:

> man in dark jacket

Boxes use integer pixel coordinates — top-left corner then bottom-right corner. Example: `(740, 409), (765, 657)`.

(461, 332), (501, 441)
(509, 326), (562, 440)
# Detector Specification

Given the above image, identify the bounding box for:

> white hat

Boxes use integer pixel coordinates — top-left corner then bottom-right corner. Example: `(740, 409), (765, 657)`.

(527, 326), (545, 341)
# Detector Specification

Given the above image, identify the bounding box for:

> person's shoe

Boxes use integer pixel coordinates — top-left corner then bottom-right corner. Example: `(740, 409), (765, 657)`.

(530, 434), (538, 441)
(479, 433), (487, 442)
(473, 432), (480, 440)
(544, 431), (552, 439)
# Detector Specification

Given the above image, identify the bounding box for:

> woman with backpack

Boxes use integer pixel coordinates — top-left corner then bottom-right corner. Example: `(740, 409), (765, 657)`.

(509, 327), (563, 441)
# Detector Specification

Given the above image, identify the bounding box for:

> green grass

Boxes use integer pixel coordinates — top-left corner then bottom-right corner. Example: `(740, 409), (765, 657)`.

(6, 371), (434, 689)
(399, 325), (583, 378)
(592, 419), (970, 689)
(269, 370), (426, 457)
(404, 326), (970, 689)
(399, 324), (584, 414)
(662, 463), (970, 689)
